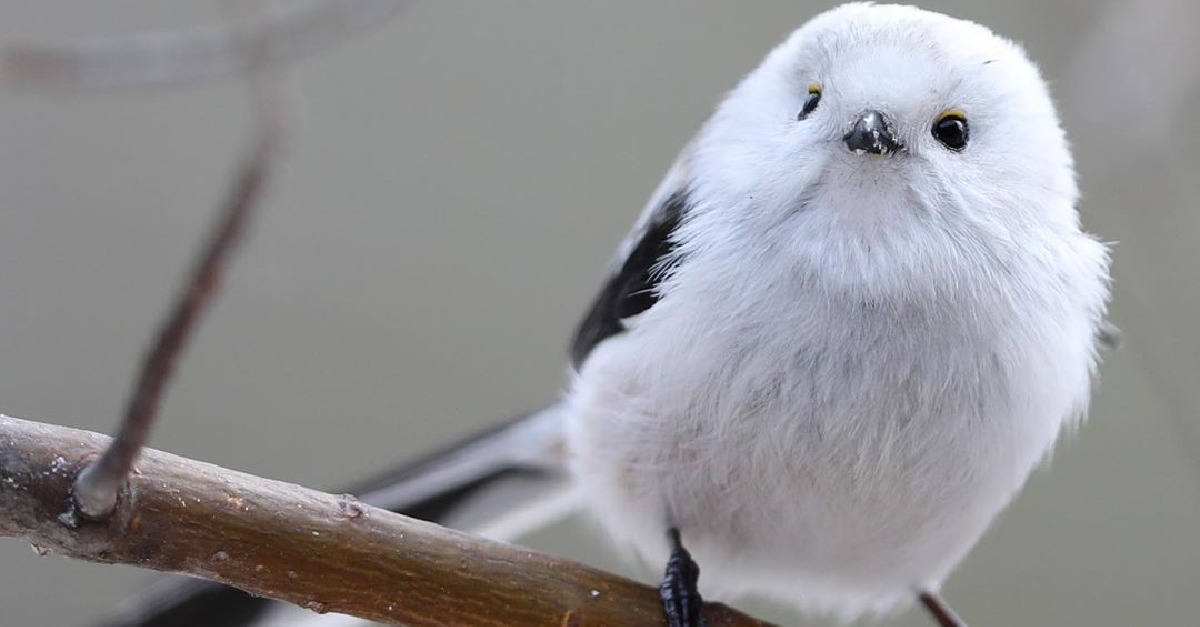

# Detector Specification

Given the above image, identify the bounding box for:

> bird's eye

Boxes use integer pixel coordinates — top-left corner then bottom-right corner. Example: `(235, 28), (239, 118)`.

(798, 83), (822, 120)
(932, 109), (969, 151)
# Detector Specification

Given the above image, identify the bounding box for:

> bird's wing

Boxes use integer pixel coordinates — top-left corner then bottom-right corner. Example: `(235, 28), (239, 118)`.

(570, 158), (691, 366)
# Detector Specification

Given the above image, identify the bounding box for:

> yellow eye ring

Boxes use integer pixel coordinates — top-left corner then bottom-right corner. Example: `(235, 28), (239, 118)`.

(936, 108), (967, 123)
(932, 108), (970, 150)
(798, 83), (823, 120)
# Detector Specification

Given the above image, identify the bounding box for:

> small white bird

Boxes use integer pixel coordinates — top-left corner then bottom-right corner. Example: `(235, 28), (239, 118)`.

(101, 4), (1112, 627)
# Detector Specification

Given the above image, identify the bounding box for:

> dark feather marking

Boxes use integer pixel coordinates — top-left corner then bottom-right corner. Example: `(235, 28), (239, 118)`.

(346, 410), (542, 498)
(570, 190), (689, 366)
(392, 466), (547, 522)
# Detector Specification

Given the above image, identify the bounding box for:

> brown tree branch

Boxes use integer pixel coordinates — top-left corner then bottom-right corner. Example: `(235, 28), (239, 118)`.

(0, 413), (772, 626)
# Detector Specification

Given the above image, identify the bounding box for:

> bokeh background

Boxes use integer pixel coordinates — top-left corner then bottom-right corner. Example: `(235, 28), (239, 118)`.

(1, 2), (1198, 625)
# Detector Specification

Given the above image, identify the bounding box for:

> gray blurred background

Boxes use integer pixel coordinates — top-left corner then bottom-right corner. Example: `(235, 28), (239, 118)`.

(1, 2), (1197, 625)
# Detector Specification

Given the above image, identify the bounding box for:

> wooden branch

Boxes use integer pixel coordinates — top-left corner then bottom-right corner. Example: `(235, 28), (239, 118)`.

(0, 414), (772, 626)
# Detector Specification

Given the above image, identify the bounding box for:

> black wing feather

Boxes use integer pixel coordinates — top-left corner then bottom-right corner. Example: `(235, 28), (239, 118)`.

(569, 190), (688, 366)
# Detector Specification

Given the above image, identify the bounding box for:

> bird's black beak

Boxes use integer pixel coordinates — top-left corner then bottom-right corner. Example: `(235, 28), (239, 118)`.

(843, 110), (902, 155)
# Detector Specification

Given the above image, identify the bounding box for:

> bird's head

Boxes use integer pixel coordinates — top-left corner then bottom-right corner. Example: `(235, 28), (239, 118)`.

(687, 3), (1080, 240)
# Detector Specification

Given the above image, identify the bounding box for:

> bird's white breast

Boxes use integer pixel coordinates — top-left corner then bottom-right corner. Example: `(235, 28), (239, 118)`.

(565, 207), (1105, 618)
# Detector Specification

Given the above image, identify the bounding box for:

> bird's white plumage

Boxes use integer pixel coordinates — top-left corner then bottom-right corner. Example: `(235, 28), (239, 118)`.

(172, 5), (1111, 627)
(566, 2), (1109, 620)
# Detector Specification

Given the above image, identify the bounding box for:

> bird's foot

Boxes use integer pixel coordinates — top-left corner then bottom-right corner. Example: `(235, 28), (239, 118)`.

(660, 528), (705, 627)
(919, 591), (967, 627)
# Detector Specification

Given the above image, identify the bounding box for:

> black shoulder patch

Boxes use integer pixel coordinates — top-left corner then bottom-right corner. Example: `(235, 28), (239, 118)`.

(569, 190), (688, 366)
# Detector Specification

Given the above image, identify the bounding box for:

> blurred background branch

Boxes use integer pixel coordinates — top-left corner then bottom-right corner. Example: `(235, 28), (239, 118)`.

(0, 0), (408, 90)
(1061, 0), (1200, 483)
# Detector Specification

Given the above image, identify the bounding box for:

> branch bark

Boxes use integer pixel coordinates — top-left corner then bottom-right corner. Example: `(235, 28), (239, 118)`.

(0, 414), (771, 626)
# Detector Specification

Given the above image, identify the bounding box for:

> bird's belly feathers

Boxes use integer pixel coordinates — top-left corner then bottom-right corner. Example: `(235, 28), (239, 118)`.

(565, 284), (1096, 615)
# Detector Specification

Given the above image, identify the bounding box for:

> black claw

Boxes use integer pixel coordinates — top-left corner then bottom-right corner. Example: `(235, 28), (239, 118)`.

(660, 528), (705, 627)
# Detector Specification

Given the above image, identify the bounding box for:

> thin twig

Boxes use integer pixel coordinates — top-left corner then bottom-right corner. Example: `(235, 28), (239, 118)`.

(919, 591), (967, 627)
(73, 0), (300, 519)
(0, 0), (409, 91)
(0, 414), (773, 626)
(72, 104), (284, 521)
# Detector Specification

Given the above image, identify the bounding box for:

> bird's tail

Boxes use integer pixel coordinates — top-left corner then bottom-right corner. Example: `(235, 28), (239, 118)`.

(350, 403), (577, 538)
(93, 403), (578, 627)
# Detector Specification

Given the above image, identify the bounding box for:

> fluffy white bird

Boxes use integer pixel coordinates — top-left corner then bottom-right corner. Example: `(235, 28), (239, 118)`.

(99, 4), (1112, 626)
